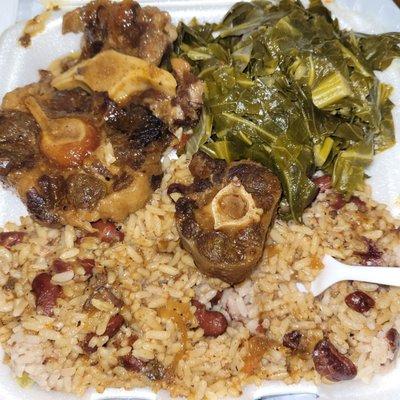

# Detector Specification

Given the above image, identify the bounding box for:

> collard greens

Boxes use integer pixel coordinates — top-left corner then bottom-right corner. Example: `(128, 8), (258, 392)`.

(176, 0), (400, 221)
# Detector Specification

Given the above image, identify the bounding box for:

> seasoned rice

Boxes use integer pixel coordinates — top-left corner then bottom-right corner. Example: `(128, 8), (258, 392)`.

(0, 155), (399, 399)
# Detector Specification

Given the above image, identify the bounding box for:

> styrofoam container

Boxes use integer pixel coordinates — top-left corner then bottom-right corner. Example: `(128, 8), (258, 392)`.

(0, 1), (399, 399)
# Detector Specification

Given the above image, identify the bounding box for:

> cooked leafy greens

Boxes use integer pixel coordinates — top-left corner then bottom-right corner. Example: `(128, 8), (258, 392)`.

(175, 0), (400, 221)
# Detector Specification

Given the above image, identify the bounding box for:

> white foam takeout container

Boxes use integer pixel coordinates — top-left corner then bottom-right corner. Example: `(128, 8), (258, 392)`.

(0, 0), (399, 399)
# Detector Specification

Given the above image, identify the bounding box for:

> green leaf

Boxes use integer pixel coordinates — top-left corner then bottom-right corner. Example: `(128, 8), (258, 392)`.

(314, 137), (334, 167)
(186, 108), (213, 157)
(332, 141), (373, 194)
(271, 135), (318, 221)
(357, 32), (400, 71)
(312, 71), (353, 109)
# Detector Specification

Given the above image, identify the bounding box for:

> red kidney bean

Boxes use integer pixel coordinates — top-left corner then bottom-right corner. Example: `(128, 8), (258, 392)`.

(52, 259), (72, 273)
(210, 290), (223, 306)
(256, 324), (266, 335)
(345, 291), (375, 313)
(330, 194), (347, 210)
(91, 220), (124, 243)
(32, 273), (63, 316)
(355, 238), (383, 266)
(82, 332), (97, 354)
(0, 232), (26, 249)
(312, 175), (332, 192)
(79, 258), (95, 276)
(312, 339), (357, 381)
(120, 353), (147, 372)
(167, 182), (189, 196)
(283, 330), (302, 350)
(104, 314), (125, 338)
(192, 299), (228, 337)
(386, 328), (399, 352)
(350, 196), (367, 212)
(82, 314), (125, 354)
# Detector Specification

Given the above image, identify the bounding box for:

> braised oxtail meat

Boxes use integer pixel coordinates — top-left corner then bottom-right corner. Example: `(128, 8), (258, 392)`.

(171, 151), (282, 284)
(312, 339), (357, 382)
(0, 81), (172, 227)
(26, 188), (60, 227)
(62, 0), (177, 65)
(170, 58), (204, 127)
(0, 0), (206, 229)
(105, 102), (171, 172)
(0, 110), (39, 175)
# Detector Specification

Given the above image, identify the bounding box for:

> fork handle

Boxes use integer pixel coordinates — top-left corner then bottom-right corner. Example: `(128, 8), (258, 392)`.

(327, 256), (400, 287)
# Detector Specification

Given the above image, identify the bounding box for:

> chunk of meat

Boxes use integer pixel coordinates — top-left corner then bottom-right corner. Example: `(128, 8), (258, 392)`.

(91, 220), (124, 243)
(312, 339), (357, 381)
(0, 231), (26, 249)
(283, 330), (302, 350)
(62, 0), (177, 65)
(173, 153), (281, 284)
(105, 102), (170, 171)
(1, 82), (172, 228)
(386, 328), (399, 352)
(0, 110), (39, 176)
(0, 7), (182, 230)
(37, 174), (67, 209)
(189, 151), (226, 181)
(26, 188), (60, 227)
(42, 88), (93, 117)
(67, 173), (106, 210)
(345, 291), (375, 313)
(150, 174), (163, 190)
(171, 58), (204, 127)
(32, 273), (63, 316)
(192, 299), (228, 337)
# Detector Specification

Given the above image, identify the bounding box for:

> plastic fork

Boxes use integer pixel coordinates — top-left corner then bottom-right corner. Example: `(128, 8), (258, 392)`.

(300, 255), (400, 296)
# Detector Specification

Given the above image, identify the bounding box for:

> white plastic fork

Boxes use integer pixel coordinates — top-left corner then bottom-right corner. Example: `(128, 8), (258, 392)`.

(302, 255), (400, 296)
